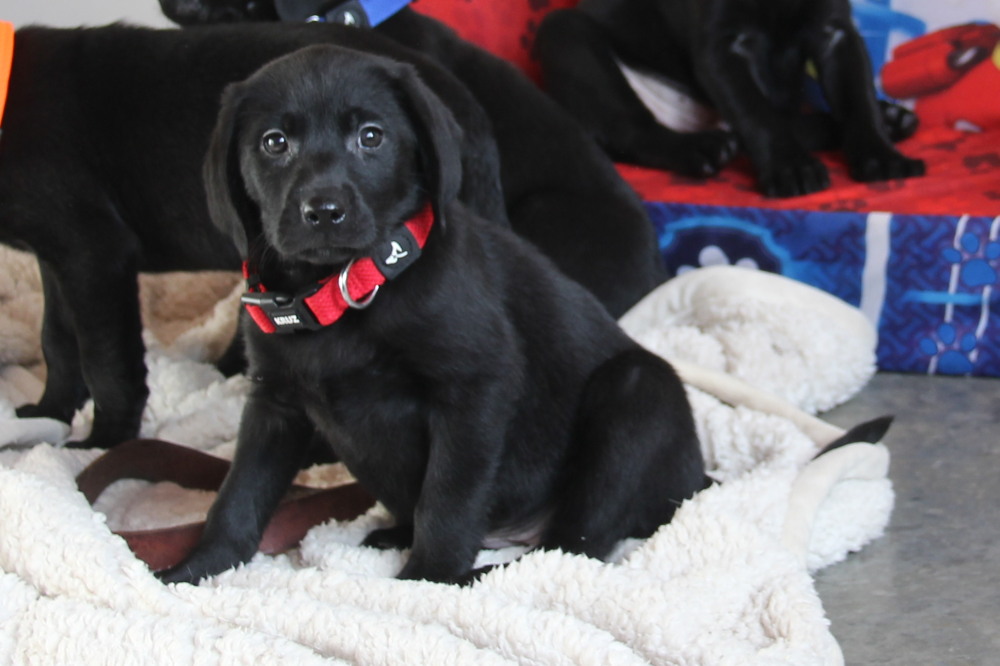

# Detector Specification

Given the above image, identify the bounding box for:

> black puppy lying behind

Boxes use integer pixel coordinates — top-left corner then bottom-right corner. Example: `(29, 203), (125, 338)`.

(158, 45), (705, 585)
(536, 0), (926, 197)
(0, 22), (507, 449)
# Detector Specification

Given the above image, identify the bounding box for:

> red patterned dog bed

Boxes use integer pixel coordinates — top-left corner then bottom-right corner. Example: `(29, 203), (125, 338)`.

(413, 0), (1000, 376)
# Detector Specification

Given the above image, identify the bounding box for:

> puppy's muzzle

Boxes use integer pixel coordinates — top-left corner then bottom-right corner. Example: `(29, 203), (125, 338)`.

(301, 196), (347, 226)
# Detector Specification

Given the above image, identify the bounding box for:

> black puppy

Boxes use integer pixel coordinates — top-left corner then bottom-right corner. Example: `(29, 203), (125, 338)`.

(158, 45), (704, 585)
(0, 22), (506, 449)
(536, 0), (926, 197)
(159, 0), (669, 317)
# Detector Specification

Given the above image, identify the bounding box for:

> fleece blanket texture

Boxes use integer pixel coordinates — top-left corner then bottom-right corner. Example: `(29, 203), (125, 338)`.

(0, 246), (893, 665)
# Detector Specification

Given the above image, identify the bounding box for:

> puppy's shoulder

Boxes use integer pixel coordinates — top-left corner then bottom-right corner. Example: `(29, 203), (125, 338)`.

(448, 203), (621, 326)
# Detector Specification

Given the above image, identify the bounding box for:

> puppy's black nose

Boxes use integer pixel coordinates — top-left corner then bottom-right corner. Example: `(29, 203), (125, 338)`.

(301, 197), (346, 226)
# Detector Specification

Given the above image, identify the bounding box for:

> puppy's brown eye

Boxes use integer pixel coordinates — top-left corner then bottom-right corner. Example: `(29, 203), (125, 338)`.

(358, 125), (384, 149)
(261, 130), (288, 155)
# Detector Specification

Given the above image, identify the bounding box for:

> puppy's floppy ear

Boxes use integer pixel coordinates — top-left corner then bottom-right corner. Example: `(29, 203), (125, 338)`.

(203, 83), (259, 257)
(392, 64), (464, 227)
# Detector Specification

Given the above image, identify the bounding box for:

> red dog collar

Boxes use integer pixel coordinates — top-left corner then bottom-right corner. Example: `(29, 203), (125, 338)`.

(0, 22), (14, 134)
(242, 204), (434, 333)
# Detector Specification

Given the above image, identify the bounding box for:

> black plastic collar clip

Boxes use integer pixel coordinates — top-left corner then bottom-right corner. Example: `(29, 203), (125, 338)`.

(241, 286), (323, 333)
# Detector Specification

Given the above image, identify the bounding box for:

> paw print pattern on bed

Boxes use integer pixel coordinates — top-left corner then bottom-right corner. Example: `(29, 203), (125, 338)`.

(915, 226), (1000, 374)
(648, 203), (1000, 376)
(887, 214), (1000, 376)
(941, 231), (1000, 288)
(919, 322), (978, 374)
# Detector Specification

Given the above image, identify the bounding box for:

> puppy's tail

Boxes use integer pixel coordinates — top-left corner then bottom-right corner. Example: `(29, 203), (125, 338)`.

(699, 415), (893, 490)
(815, 415), (894, 458)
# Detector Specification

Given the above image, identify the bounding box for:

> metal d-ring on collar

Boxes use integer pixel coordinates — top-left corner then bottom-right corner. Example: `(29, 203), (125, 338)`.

(339, 259), (379, 309)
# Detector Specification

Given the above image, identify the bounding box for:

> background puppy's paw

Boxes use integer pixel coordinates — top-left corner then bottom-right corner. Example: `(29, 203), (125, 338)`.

(15, 396), (79, 425)
(15, 403), (54, 420)
(758, 154), (830, 198)
(879, 100), (920, 143)
(849, 146), (926, 182)
(672, 130), (739, 177)
(62, 420), (140, 450)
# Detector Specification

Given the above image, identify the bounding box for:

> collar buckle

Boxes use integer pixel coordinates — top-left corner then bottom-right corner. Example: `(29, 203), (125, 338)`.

(240, 285), (322, 333)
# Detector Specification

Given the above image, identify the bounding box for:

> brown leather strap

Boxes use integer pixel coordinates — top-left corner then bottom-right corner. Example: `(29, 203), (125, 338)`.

(76, 439), (376, 571)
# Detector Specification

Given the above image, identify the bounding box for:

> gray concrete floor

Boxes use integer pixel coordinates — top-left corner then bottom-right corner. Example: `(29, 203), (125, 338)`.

(818, 373), (1000, 665)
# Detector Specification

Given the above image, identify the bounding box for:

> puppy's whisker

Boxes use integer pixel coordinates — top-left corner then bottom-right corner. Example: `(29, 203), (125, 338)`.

(247, 236), (276, 267)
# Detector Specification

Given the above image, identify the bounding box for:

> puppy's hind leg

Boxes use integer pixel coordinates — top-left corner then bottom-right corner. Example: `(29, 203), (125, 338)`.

(536, 10), (737, 178)
(541, 349), (705, 559)
(61, 256), (148, 450)
(19, 248), (148, 449)
(15, 261), (89, 423)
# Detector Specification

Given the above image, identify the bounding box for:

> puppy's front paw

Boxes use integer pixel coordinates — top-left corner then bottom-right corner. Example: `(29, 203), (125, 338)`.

(156, 543), (250, 585)
(398, 562), (493, 586)
(849, 146), (926, 183)
(758, 154), (830, 197)
(396, 554), (483, 585)
(157, 563), (204, 585)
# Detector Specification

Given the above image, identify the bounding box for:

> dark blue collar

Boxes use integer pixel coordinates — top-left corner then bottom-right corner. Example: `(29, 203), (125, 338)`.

(275, 0), (411, 28)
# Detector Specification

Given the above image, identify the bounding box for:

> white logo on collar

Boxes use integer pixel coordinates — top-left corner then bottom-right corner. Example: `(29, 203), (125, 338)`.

(385, 241), (409, 265)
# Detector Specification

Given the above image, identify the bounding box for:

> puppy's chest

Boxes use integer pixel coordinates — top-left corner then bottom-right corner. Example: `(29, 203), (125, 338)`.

(300, 356), (427, 458)
(253, 327), (423, 413)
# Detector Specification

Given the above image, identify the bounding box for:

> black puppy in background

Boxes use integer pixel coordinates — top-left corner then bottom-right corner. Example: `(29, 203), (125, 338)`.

(158, 0), (668, 317)
(160, 0), (280, 23)
(158, 45), (704, 585)
(536, 0), (926, 197)
(0, 22), (506, 449)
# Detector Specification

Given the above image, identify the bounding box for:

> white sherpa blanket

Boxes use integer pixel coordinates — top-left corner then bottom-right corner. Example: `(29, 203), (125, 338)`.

(0, 246), (892, 665)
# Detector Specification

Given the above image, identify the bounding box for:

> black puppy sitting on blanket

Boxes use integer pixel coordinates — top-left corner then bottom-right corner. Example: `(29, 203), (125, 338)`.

(158, 45), (705, 585)
(536, 0), (926, 197)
